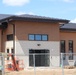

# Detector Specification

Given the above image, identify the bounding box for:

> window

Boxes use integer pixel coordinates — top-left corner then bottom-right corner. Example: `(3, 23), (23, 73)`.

(11, 48), (14, 54)
(42, 35), (48, 41)
(7, 49), (9, 53)
(60, 40), (65, 53)
(69, 40), (73, 60)
(29, 49), (50, 67)
(35, 35), (41, 41)
(28, 34), (48, 41)
(7, 34), (13, 41)
(60, 40), (66, 60)
(29, 35), (34, 40)
(7, 49), (9, 60)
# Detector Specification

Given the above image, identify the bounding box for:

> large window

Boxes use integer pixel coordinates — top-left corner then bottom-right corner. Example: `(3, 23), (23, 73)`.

(29, 49), (50, 67)
(69, 40), (73, 60)
(7, 34), (13, 41)
(60, 40), (65, 53)
(60, 40), (66, 60)
(29, 34), (48, 41)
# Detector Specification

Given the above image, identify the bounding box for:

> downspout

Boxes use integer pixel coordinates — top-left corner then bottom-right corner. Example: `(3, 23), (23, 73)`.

(1, 22), (15, 54)
(9, 22), (15, 54)
(6, 22), (15, 54)
(12, 23), (15, 54)
(1, 22), (8, 52)
(1, 29), (3, 52)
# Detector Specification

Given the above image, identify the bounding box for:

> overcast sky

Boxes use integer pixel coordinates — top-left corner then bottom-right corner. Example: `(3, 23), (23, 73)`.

(0, 0), (76, 22)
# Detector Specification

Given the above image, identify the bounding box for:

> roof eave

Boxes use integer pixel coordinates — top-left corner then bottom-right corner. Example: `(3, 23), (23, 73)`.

(0, 16), (69, 23)
(60, 28), (76, 31)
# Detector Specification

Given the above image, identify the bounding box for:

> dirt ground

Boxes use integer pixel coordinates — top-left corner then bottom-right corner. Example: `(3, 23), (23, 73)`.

(5, 68), (76, 75)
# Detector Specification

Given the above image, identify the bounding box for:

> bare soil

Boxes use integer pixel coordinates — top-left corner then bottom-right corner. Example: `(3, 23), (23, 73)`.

(5, 68), (76, 75)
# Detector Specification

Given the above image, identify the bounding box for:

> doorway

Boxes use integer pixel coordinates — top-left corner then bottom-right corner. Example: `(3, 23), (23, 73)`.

(29, 49), (50, 67)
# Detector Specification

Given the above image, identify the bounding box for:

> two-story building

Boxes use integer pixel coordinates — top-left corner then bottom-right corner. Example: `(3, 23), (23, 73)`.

(0, 14), (75, 69)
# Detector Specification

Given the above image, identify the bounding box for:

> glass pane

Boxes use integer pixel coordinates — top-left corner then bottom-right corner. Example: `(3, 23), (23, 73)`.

(60, 40), (65, 53)
(29, 35), (34, 40)
(69, 40), (73, 51)
(7, 49), (9, 60)
(35, 35), (41, 40)
(7, 34), (13, 41)
(69, 40), (73, 60)
(42, 35), (48, 41)
(11, 49), (14, 53)
(7, 49), (9, 53)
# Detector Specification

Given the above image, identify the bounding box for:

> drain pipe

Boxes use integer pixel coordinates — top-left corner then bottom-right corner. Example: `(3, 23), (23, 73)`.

(9, 23), (15, 54)
(1, 22), (8, 52)
(1, 29), (3, 52)
(12, 23), (15, 54)
(1, 22), (15, 54)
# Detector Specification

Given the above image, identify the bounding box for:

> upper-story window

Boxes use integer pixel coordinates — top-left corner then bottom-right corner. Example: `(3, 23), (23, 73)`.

(29, 35), (34, 40)
(35, 35), (41, 41)
(7, 34), (13, 41)
(29, 34), (48, 41)
(42, 35), (48, 41)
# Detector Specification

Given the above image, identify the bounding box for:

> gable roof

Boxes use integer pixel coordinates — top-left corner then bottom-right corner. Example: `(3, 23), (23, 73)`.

(0, 14), (69, 23)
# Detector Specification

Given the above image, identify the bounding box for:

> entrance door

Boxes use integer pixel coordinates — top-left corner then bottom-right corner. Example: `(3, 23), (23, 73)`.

(29, 49), (50, 67)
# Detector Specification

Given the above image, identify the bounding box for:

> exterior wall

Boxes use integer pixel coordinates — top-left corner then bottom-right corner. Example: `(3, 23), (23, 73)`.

(16, 41), (60, 68)
(14, 21), (60, 68)
(5, 41), (13, 53)
(2, 20), (60, 68)
(60, 31), (76, 53)
(60, 31), (76, 66)
(15, 21), (60, 41)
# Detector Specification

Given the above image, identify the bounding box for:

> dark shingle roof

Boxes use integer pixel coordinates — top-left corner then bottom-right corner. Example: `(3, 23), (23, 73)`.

(19, 14), (65, 20)
(0, 14), (69, 23)
(60, 23), (76, 31)
(18, 14), (69, 23)
(0, 14), (13, 20)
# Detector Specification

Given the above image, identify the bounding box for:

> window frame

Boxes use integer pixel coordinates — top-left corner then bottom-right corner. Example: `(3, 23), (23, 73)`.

(28, 34), (35, 41)
(69, 40), (73, 60)
(42, 35), (48, 41)
(35, 34), (42, 41)
(7, 49), (9, 60)
(11, 48), (14, 54)
(28, 34), (48, 41)
(60, 40), (66, 60)
(60, 40), (66, 53)
(7, 34), (13, 41)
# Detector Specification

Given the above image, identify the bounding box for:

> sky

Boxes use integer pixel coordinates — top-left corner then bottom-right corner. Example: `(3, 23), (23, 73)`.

(0, 0), (76, 22)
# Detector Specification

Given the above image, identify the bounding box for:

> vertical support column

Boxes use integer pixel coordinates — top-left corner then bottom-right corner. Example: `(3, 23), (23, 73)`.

(33, 54), (36, 75)
(61, 53), (64, 75)
(13, 24), (15, 54)
(1, 55), (5, 75)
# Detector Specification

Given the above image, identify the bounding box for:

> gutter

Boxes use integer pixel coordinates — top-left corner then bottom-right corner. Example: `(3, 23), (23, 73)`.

(0, 15), (69, 23)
